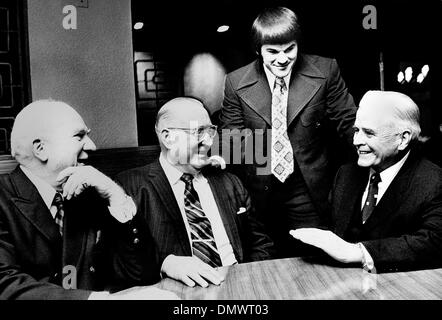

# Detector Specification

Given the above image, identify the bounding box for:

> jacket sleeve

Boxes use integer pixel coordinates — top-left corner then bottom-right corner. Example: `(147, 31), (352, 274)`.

(229, 173), (276, 261)
(109, 173), (161, 289)
(217, 75), (250, 169)
(325, 59), (357, 147)
(0, 216), (92, 300)
(362, 187), (442, 272)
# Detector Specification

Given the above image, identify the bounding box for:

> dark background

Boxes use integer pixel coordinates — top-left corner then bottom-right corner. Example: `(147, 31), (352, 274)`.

(131, 0), (442, 147)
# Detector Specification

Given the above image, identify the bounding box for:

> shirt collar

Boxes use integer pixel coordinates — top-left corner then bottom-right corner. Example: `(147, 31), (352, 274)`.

(159, 152), (206, 185)
(20, 165), (57, 210)
(371, 151), (410, 184)
(263, 64), (291, 91)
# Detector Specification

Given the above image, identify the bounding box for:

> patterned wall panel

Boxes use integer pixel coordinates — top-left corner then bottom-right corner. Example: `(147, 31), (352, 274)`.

(0, 0), (30, 155)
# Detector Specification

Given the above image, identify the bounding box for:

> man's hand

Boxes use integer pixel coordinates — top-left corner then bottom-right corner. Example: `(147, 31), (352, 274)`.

(91, 286), (180, 300)
(56, 165), (126, 203)
(289, 228), (362, 263)
(161, 255), (225, 288)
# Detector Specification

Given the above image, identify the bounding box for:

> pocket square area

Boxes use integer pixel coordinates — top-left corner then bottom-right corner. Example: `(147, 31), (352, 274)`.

(237, 207), (247, 214)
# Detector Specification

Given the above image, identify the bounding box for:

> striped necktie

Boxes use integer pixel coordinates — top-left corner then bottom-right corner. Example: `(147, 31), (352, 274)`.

(52, 192), (64, 236)
(180, 173), (222, 268)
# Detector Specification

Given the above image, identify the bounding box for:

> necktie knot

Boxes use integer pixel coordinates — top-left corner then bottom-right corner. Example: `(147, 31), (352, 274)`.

(52, 192), (63, 208)
(274, 77), (286, 93)
(370, 172), (381, 184)
(52, 192), (64, 236)
(180, 173), (194, 185)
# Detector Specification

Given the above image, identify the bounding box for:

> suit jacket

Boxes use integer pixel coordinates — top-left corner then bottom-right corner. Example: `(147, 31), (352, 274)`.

(331, 151), (442, 272)
(0, 167), (157, 300)
(219, 54), (357, 223)
(115, 160), (275, 275)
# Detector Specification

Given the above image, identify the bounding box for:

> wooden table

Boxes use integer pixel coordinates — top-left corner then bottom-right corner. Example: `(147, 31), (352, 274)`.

(156, 256), (442, 299)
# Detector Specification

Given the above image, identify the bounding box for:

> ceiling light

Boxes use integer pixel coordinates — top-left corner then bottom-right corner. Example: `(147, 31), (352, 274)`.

(134, 22), (144, 30)
(217, 25), (229, 33)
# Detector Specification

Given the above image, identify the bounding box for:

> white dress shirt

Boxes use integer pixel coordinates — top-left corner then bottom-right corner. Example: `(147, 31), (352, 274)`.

(360, 151), (410, 212)
(159, 153), (237, 266)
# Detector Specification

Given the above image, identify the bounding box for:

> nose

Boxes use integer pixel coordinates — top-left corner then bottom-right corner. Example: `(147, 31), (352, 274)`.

(276, 52), (288, 64)
(199, 133), (214, 148)
(83, 135), (97, 151)
(353, 130), (364, 147)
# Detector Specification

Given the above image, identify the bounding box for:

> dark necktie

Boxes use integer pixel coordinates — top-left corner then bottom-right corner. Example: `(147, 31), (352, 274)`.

(52, 192), (64, 236)
(180, 173), (222, 268)
(362, 172), (381, 223)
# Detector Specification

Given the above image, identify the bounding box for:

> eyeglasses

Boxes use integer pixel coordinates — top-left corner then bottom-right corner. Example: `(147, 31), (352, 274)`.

(167, 125), (218, 142)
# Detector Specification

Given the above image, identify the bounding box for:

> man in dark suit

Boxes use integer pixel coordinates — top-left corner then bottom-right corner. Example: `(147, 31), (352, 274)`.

(116, 97), (274, 288)
(291, 91), (442, 272)
(219, 7), (357, 257)
(0, 100), (177, 299)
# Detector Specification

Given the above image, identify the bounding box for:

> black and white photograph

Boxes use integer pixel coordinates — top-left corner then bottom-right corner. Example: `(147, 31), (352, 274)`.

(1, 0), (442, 311)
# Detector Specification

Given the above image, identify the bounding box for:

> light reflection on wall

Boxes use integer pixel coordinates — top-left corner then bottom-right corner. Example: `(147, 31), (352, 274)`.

(183, 53), (226, 115)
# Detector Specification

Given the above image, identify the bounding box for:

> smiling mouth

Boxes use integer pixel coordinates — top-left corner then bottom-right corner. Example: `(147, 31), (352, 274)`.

(358, 150), (372, 155)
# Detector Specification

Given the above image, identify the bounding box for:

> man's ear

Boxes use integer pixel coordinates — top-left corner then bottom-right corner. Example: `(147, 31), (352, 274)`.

(159, 129), (177, 150)
(398, 129), (412, 151)
(32, 139), (48, 162)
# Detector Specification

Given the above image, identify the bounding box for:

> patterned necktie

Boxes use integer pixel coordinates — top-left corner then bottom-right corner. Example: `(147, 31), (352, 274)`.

(362, 172), (381, 223)
(52, 192), (64, 236)
(271, 77), (294, 182)
(180, 173), (222, 268)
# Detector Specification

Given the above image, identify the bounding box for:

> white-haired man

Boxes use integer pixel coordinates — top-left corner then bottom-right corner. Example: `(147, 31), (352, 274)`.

(0, 100), (177, 299)
(291, 91), (442, 272)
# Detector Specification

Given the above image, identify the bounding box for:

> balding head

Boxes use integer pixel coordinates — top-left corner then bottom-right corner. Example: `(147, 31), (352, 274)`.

(11, 100), (84, 164)
(155, 97), (210, 135)
(155, 97), (215, 174)
(359, 90), (421, 141)
(10, 100), (96, 187)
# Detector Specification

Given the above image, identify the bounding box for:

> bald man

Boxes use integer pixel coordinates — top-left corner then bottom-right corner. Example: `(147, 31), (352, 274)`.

(116, 97), (274, 288)
(0, 100), (177, 299)
(291, 91), (442, 272)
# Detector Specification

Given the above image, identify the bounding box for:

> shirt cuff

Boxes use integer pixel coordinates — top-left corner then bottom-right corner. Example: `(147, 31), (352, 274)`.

(88, 291), (110, 300)
(108, 195), (136, 223)
(358, 242), (375, 272)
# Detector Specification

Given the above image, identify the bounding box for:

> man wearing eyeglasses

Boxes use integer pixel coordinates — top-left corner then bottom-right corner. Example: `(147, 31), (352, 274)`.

(116, 97), (274, 288)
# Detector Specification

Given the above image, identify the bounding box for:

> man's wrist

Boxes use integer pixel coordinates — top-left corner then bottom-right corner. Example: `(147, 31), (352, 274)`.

(357, 242), (375, 272)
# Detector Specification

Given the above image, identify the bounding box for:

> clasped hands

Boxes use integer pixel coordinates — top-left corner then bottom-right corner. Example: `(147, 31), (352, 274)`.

(290, 228), (362, 264)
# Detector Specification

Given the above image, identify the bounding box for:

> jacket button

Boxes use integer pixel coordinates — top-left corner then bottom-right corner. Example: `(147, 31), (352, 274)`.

(315, 122), (321, 128)
(89, 266), (95, 273)
(264, 185), (269, 191)
(132, 228), (138, 234)
(133, 238), (140, 244)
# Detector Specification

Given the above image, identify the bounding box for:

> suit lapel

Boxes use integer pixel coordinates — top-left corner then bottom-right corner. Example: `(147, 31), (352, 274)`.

(236, 61), (272, 126)
(287, 56), (324, 126)
(364, 153), (417, 229)
(10, 167), (62, 246)
(206, 173), (243, 261)
(235, 57), (325, 127)
(148, 160), (191, 253)
(335, 166), (369, 237)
